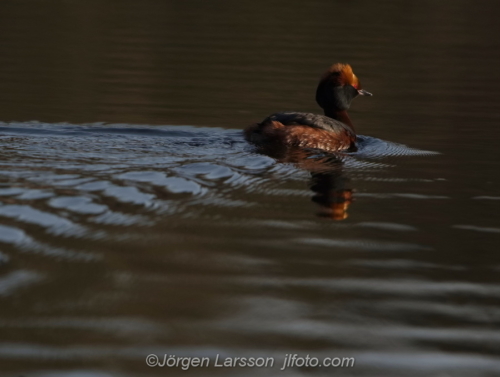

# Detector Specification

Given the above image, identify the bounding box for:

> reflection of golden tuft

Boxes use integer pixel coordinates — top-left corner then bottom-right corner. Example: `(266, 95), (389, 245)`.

(316, 189), (353, 220)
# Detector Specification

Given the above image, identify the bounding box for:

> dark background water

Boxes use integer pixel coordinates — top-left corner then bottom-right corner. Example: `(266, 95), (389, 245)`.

(0, 1), (499, 376)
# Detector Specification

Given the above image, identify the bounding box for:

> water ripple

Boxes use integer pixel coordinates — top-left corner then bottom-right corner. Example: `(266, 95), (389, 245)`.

(0, 270), (44, 296)
(0, 122), (443, 258)
(295, 238), (431, 252)
(0, 205), (84, 236)
(453, 225), (500, 234)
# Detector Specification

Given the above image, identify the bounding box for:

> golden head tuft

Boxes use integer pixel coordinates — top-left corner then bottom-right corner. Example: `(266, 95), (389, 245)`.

(320, 63), (360, 88)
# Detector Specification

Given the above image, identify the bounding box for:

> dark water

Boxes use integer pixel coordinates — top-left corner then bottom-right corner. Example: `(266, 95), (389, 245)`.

(0, 1), (500, 376)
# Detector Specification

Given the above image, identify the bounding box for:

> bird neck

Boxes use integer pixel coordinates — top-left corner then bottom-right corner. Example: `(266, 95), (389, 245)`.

(323, 108), (356, 133)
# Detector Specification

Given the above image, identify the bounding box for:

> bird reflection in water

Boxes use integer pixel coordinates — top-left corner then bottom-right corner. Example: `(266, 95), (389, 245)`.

(259, 145), (354, 220)
(310, 169), (353, 220)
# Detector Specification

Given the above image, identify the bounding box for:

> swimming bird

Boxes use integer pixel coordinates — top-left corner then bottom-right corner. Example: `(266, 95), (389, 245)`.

(245, 63), (372, 153)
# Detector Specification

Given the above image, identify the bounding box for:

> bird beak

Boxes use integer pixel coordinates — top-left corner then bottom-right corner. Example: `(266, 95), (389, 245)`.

(357, 89), (372, 96)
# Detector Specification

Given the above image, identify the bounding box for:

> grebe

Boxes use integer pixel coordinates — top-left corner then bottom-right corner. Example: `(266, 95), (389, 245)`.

(244, 63), (372, 153)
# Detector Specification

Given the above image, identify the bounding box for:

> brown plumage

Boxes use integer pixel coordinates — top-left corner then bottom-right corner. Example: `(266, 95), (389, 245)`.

(245, 63), (372, 153)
